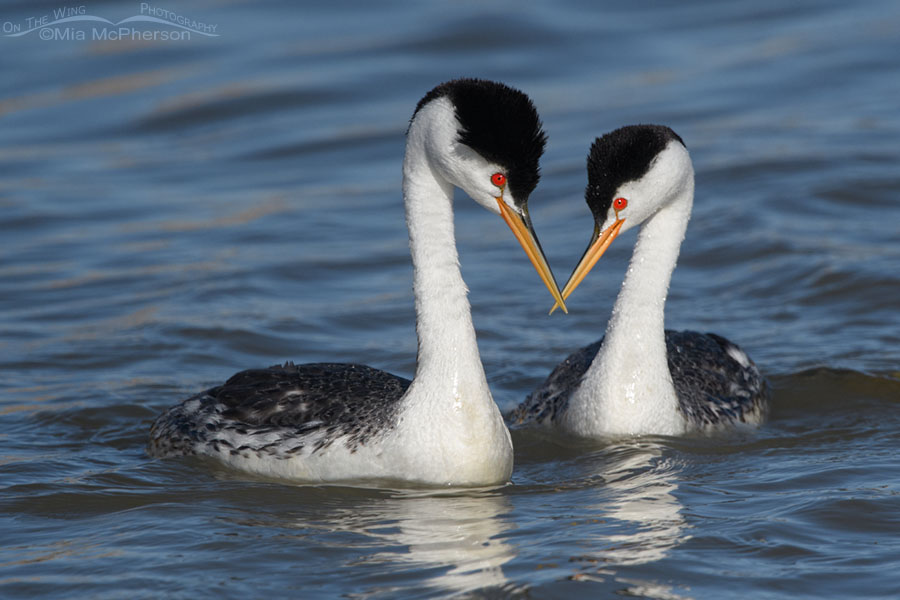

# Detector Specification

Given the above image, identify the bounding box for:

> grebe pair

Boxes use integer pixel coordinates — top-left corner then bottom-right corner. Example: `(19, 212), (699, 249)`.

(148, 79), (767, 485)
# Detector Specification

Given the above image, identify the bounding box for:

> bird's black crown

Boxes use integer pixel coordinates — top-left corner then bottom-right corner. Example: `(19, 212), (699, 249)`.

(413, 78), (547, 204)
(585, 124), (685, 222)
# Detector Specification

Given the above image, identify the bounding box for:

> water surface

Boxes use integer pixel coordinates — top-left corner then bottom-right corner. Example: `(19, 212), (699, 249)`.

(2, 1), (899, 598)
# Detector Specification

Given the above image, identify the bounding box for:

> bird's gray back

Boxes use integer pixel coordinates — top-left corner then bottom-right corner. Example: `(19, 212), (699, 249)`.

(511, 331), (768, 429)
(148, 362), (411, 458)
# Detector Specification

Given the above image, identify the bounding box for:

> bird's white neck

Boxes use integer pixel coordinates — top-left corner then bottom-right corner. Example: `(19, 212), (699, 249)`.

(403, 155), (487, 389)
(566, 181), (694, 436)
(393, 117), (511, 483)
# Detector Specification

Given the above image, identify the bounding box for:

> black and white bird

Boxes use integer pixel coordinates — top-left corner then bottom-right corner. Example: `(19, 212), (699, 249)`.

(512, 125), (768, 436)
(148, 79), (567, 486)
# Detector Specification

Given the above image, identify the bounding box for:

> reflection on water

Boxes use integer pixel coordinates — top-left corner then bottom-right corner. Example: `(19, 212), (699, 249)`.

(562, 443), (692, 598)
(317, 489), (515, 597)
(598, 445), (689, 567)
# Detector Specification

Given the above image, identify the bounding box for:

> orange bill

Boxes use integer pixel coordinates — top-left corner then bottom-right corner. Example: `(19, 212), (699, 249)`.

(497, 198), (568, 314)
(549, 218), (625, 315)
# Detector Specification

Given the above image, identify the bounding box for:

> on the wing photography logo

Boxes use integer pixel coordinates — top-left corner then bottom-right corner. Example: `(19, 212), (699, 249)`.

(2, 3), (218, 41)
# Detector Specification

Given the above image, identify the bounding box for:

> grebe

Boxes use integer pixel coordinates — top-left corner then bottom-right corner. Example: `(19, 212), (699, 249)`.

(512, 125), (768, 436)
(149, 79), (567, 485)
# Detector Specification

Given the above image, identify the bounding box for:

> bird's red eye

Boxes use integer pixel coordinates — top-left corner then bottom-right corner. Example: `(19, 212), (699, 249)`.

(614, 197), (628, 211)
(491, 173), (506, 188)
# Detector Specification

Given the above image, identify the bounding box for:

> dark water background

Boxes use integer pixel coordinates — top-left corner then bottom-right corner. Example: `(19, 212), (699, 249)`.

(2, 1), (899, 598)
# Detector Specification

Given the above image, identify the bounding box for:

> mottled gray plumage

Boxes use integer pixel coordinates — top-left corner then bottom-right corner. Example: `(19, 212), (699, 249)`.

(148, 362), (410, 459)
(511, 331), (768, 429)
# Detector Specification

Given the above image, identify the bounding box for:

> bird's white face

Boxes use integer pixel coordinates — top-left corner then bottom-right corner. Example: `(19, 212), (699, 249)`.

(550, 140), (694, 314)
(417, 100), (513, 215)
(444, 140), (513, 216)
(443, 143), (568, 313)
(413, 95), (567, 312)
(595, 142), (693, 236)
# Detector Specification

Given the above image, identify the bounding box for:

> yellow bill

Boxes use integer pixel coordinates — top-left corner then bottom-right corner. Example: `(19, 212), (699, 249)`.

(549, 217), (625, 315)
(496, 198), (568, 314)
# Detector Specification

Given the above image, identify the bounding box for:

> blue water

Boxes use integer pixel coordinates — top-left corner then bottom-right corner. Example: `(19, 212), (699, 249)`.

(2, 1), (899, 598)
